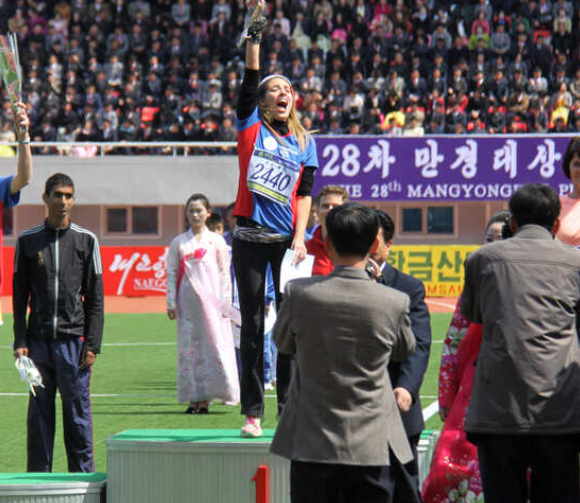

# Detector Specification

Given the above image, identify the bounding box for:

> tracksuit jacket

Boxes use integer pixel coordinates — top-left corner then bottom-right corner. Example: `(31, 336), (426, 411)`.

(13, 220), (104, 354)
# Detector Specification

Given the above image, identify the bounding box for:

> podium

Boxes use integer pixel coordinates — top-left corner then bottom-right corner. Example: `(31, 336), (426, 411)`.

(418, 430), (440, 486)
(106, 429), (289, 503)
(0, 473), (106, 502)
(106, 428), (440, 503)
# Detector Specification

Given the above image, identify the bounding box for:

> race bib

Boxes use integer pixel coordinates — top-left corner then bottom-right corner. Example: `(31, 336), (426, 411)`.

(247, 148), (301, 205)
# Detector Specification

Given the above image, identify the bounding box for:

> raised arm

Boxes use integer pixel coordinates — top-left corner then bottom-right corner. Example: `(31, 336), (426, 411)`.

(11, 103), (32, 194)
(237, 0), (266, 121)
(245, 14), (261, 71)
(243, 0), (265, 69)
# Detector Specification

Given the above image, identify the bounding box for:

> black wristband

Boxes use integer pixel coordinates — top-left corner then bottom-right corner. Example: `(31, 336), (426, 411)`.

(247, 16), (266, 44)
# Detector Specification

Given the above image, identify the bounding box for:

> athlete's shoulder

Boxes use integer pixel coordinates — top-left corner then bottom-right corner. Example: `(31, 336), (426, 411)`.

(237, 107), (261, 132)
(70, 223), (100, 244)
(17, 224), (45, 241)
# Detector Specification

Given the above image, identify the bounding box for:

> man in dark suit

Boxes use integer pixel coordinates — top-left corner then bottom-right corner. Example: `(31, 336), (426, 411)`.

(369, 210), (432, 503)
(271, 203), (416, 503)
(406, 69), (428, 105)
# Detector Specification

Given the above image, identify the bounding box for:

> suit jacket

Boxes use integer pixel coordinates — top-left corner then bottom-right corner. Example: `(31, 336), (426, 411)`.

(462, 225), (580, 435)
(271, 266), (416, 466)
(380, 263), (432, 438)
(406, 77), (428, 100)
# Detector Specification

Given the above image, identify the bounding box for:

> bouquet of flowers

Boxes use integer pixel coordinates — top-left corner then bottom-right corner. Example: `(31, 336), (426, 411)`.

(0, 33), (25, 136)
(237, 0), (266, 48)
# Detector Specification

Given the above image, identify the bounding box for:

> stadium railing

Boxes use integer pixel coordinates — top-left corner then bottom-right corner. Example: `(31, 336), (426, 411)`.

(2, 141), (238, 157)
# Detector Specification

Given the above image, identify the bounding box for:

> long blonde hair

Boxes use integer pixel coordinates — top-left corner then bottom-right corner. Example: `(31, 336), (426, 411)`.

(258, 78), (311, 152)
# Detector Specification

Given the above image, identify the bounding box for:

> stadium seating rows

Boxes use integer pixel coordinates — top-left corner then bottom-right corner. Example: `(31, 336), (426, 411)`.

(1, 0), (579, 153)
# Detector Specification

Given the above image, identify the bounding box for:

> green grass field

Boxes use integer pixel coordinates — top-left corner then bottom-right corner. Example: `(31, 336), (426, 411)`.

(0, 311), (451, 473)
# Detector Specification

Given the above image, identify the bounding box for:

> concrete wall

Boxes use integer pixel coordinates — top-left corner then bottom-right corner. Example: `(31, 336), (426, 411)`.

(0, 155), (239, 206)
(0, 155), (507, 246)
(374, 201), (508, 245)
(4, 204), (189, 247)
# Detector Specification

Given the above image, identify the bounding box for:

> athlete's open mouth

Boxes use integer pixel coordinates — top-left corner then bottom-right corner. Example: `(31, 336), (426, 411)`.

(276, 99), (289, 112)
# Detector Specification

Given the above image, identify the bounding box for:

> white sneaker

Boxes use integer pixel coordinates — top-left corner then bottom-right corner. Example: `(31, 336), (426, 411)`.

(241, 417), (262, 438)
(264, 382), (274, 391)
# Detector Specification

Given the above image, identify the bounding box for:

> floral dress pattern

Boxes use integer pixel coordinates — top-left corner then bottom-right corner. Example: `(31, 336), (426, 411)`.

(166, 228), (240, 405)
(422, 297), (484, 503)
(438, 299), (471, 412)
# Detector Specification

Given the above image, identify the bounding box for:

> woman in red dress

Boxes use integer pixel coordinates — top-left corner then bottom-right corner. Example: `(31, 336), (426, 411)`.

(422, 211), (509, 503)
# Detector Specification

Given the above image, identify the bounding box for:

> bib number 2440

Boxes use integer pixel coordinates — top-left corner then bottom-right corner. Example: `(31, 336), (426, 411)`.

(249, 163), (291, 193)
(247, 148), (301, 205)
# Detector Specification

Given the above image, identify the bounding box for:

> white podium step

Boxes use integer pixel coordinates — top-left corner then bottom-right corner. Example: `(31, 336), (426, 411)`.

(0, 473), (106, 503)
(418, 430), (440, 487)
(106, 428), (441, 503)
(106, 429), (289, 503)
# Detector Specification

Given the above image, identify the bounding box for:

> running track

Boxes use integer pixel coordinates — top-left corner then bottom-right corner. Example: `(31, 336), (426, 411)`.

(1, 296), (458, 314)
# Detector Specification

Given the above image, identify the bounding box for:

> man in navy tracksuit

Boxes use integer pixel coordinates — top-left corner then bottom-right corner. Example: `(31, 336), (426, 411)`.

(13, 173), (104, 473)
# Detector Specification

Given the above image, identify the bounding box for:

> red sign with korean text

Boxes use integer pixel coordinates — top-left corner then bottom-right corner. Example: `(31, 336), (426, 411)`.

(2, 246), (169, 297)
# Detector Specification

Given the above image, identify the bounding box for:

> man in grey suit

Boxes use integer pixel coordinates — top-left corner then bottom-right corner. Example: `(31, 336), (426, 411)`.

(462, 184), (580, 503)
(271, 203), (416, 503)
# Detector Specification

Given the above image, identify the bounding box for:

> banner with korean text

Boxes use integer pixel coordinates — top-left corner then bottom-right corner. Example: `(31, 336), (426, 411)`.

(2, 245), (479, 298)
(312, 136), (574, 201)
(388, 245), (480, 297)
(100, 246), (168, 296)
(1, 246), (168, 298)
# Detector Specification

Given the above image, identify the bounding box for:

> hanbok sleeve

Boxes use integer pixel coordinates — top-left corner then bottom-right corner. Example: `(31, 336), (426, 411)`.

(166, 236), (181, 311)
(215, 236), (232, 306)
(438, 296), (471, 410)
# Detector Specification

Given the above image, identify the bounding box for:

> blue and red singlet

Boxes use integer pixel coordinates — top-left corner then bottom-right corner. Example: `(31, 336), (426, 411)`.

(235, 108), (318, 235)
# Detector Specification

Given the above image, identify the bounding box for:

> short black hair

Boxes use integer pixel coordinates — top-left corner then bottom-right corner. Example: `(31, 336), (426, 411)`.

(375, 209), (395, 241)
(45, 173), (74, 196)
(562, 136), (580, 179)
(508, 184), (560, 231)
(326, 203), (378, 257)
(224, 202), (235, 215)
(206, 213), (224, 231)
(486, 210), (511, 230)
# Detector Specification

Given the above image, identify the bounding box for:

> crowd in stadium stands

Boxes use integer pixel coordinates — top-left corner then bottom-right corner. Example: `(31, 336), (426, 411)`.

(1, 0), (580, 154)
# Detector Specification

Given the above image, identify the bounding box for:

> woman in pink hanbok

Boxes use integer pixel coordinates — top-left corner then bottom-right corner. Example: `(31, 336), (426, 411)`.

(422, 211), (509, 503)
(166, 194), (240, 413)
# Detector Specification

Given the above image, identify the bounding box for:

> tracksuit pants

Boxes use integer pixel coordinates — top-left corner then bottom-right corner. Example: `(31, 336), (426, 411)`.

(27, 337), (94, 472)
(232, 237), (292, 418)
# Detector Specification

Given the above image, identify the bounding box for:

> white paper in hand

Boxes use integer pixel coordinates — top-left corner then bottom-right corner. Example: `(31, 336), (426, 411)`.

(279, 249), (314, 293)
